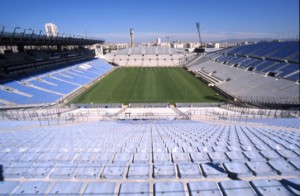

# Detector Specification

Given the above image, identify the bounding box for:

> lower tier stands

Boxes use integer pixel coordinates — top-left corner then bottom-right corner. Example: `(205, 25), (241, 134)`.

(0, 120), (299, 195)
(0, 59), (113, 105)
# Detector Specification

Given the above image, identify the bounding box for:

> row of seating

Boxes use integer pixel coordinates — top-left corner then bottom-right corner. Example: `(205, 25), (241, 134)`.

(1, 158), (299, 179)
(1, 178), (298, 195)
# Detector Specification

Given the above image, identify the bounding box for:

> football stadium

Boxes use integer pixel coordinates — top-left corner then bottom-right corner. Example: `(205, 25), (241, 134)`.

(0, 1), (300, 195)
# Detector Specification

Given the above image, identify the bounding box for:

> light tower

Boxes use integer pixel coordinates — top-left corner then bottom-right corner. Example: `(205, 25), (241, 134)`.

(130, 28), (134, 48)
(195, 22), (202, 47)
(195, 22), (205, 53)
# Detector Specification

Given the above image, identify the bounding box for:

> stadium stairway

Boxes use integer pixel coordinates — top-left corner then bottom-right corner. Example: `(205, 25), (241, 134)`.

(193, 70), (222, 85)
(28, 84), (65, 96)
(170, 105), (190, 120)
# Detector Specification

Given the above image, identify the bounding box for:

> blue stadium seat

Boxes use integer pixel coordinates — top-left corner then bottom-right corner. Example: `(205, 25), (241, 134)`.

(119, 182), (150, 196)
(48, 182), (83, 195)
(251, 179), (292, 196)
(177, 163), (202, 178)
(219, 180), (256, 196)
(155, 182), (185, 196)
(101, 163), (127, 179)
(188, 181), (222, 196)
(246, 161), (277, 176)
(13, 181), (51, 195)
(153, 163), (176, 179)
(0, 181), (20, 195)
(83, 182), (116, 195)
(127, 164), (150, 179)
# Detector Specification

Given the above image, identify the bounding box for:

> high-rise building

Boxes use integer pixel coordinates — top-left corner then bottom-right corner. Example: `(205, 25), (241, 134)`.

(130, 28), (134, 48)
(157, 37), (161, 45)
(45, 23), (58, 37)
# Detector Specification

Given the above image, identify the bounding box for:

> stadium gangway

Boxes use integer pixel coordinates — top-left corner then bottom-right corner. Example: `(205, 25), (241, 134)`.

(114, 113), (184, 121)
(221, 104), (299, 118)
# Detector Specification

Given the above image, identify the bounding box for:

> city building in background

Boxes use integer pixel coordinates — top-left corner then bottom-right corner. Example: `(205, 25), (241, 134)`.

(45, 23), (58, 37)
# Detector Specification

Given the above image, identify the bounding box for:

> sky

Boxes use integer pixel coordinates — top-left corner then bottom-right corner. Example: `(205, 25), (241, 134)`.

(0, 0), (299, 43)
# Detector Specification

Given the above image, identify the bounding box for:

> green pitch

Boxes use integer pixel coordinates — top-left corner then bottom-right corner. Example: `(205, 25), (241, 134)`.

(71, 67), (225, 104)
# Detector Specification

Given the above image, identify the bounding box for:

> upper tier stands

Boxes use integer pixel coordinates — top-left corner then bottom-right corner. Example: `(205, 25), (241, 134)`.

(225, 41), (299, 63)
(213, 41), (300, 81)
(0, 59), (113, 105)
(0, 48), (96, 78)
(0, 119), (299, 195)
(213, 55), (300, 81)
(187, 41), (300, 105)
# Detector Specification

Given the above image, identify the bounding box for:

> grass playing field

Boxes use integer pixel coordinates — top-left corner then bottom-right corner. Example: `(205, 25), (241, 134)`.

(71, 67), (225, 104)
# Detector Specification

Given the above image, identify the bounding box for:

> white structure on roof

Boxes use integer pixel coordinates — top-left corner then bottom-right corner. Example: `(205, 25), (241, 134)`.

(45, 23), (58, 37)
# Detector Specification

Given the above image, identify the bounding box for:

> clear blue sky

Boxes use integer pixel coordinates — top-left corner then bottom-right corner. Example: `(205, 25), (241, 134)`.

(0, 0), (299, 43)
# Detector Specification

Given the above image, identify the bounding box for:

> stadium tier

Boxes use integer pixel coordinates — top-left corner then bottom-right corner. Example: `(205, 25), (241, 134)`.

(187, 41), (300, 105)
(225, 41), (299, 62)
(0, 119), (299, 195)
(216, 41), (300, 80)
(0, 59), (113, 105)
(105, 46), (195, 67)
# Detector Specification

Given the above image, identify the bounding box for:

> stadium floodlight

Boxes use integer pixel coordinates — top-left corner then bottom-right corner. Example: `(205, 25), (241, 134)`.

(26, 28), (33, 37)
(22, 28), (32, 38)
(11, 26), (20, 38)
(30, 29), (35, 38)
(0, 26), (4, 37)
(22, 29), (26, 37)
(55, 32), (59, 39)
(38, 30), (42, 38)
(196, 22), (202, 47)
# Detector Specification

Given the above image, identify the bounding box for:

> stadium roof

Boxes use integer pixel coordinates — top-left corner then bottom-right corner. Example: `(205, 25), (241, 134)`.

(0, 29), (104, 46)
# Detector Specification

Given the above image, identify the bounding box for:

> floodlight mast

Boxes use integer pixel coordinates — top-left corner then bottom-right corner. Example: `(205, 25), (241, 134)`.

(196, 22), (202, 48)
